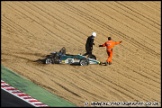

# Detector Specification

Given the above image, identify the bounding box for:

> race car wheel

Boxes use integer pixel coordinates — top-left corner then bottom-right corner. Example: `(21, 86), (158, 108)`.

(45, 58), (52, 64)
(79, 58), (89, 66)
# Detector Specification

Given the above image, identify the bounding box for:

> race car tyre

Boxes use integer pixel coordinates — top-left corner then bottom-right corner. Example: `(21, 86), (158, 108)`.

(45, 58), (53, 64)
(79, 58), (89, 66)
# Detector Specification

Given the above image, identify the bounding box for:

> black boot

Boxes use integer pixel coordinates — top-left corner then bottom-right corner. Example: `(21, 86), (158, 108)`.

(109, 62), (112, 65)
(105, 62), (108, 66)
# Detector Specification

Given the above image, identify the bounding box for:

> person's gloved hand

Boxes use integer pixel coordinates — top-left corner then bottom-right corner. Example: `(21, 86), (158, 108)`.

(99, 45), (103, 47)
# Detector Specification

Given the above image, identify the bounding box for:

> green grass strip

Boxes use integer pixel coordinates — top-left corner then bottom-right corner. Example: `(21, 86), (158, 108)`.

(1, 65), (76, 107)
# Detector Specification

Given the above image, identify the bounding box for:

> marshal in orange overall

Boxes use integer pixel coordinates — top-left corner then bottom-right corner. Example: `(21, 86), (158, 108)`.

(99, 37), (122, 65)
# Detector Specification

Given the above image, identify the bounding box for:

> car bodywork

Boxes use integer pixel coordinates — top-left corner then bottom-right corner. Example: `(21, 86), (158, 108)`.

(44, 47), (100, 66)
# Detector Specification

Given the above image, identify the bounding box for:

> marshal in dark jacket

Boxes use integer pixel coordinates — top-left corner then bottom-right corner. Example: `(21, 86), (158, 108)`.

(83, 32), (96, 56)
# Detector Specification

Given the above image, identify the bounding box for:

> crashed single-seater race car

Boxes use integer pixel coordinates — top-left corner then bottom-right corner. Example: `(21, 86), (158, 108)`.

(42, 47), (100, 66)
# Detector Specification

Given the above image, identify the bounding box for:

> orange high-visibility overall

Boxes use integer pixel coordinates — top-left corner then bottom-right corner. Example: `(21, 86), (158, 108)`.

(102, 40), (121, 63)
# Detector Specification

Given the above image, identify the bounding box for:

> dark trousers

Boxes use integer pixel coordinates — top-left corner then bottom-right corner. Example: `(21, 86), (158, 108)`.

(83, 48), (92, 56)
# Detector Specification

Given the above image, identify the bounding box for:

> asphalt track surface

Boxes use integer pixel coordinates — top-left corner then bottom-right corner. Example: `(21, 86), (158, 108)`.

(1, 89), (34, 107)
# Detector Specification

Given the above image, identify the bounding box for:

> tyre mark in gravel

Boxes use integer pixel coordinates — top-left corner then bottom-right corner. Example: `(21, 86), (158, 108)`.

(5, 2), (63, 43)
(26, 2), (82, 46)
(116, 59), (160, 82)
(87, 2), (160, 50)
(92, 70), (157, 101)
(118, 58), (160, 84)
(93, 62), (160, 92)
(117, 2), (160, 24)
(141, 2), (161, 11)
(85, 61), (160, 100)
(29, 2), (88, 45)
(2, 3), (58, 49)
(17, 2), (66, 43)
(114, 61), (160, 91)
(74, 74), (125, 100)
(105, 2), (160, 35)
(91, 65), (159, 100)
(57, 2), (109, 35)
(64, 2), (160, 58)
(115, 2), (160, 30)
(45, 2), (96, 40)
(92, 72), (147, 101)
(71, 2), (161, 57)
(2, 15), (35, 41)
(37, 4), (87, 44)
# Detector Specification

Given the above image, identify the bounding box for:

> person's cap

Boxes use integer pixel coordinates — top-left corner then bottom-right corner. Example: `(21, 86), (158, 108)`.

(92, 32), (97, 37)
